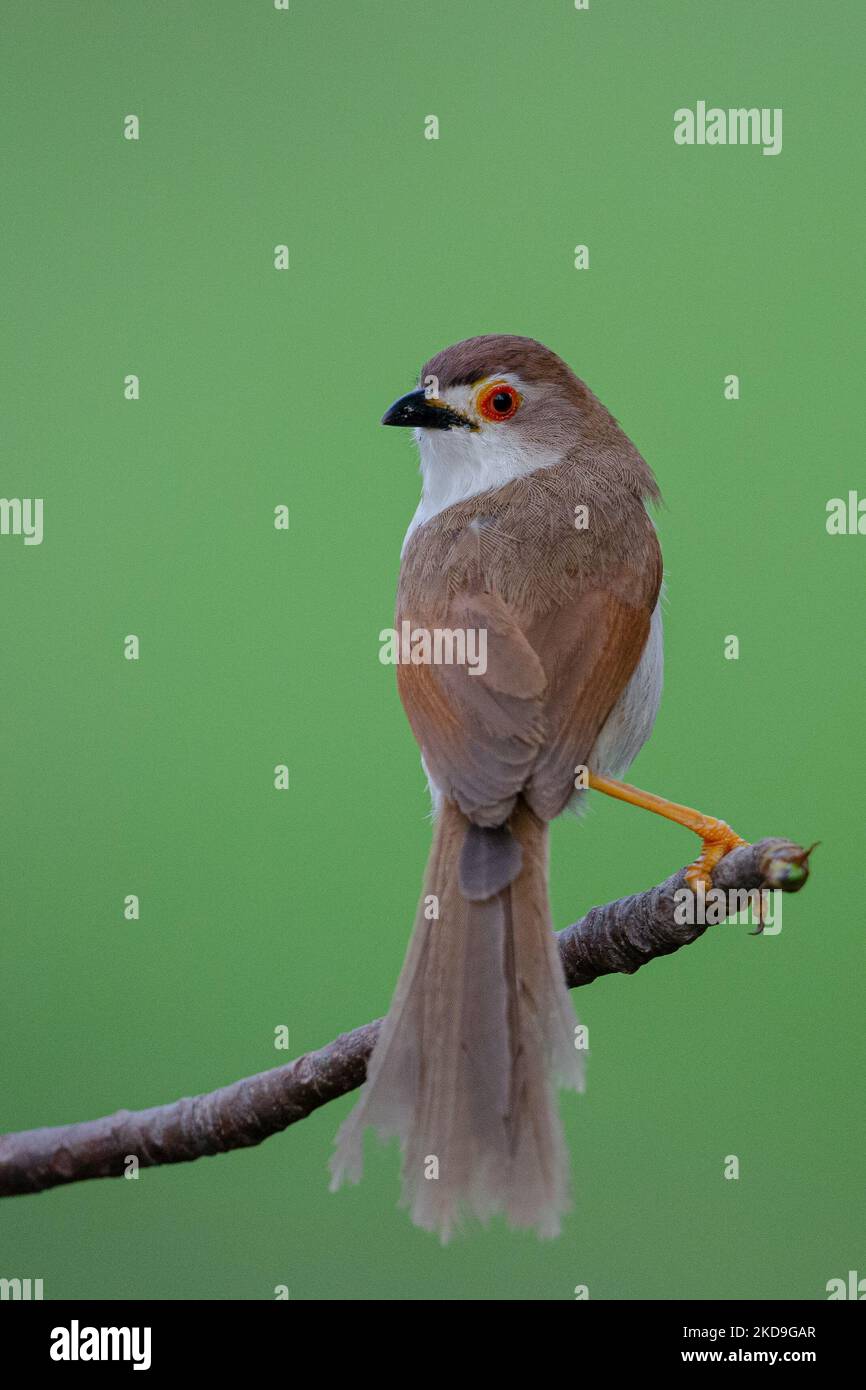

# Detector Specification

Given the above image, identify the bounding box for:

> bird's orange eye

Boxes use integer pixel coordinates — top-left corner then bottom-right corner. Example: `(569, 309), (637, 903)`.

(477, 382), (521, 422)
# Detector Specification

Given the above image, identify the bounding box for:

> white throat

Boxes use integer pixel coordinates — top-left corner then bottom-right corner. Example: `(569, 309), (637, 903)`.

(401, 381), (561, 553)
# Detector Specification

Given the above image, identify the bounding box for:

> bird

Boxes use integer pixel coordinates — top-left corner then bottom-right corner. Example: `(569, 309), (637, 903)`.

(329, 334), (745, 1240)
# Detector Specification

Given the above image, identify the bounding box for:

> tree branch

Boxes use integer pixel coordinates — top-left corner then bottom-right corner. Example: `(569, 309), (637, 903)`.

(0, 838), (812, 1198)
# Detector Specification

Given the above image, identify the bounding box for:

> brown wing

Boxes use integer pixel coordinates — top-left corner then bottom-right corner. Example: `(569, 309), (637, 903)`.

(396, 589), (548, 827)
(397, 566), (660, 826)
(523, 577), (659, 819)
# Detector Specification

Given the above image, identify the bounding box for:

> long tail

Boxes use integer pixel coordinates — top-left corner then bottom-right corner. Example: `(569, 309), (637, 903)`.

(329, 798), (584, 1240)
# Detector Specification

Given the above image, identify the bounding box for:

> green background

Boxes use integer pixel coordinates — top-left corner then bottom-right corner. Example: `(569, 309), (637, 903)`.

(1, 0), (863, 1301)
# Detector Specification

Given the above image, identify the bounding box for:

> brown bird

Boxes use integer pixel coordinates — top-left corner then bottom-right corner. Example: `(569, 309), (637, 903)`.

(330, 334), (745, 1239)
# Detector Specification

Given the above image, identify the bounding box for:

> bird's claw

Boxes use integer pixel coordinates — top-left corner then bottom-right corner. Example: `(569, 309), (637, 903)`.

(684, 821), (749, 897)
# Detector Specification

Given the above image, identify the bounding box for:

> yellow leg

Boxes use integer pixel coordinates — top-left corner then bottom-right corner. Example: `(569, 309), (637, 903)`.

(587, 773), (748, 894)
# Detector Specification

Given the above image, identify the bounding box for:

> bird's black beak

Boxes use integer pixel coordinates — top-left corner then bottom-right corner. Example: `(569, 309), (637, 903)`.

(381, 388), (473, 430)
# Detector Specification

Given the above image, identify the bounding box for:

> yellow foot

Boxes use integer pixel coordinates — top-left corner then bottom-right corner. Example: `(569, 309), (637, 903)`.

(586, 773), (749, 895)
(683, 821), (748, 896)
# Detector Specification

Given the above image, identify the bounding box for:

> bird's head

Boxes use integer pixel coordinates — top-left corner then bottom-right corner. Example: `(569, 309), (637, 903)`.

(382, 334), (615, 518)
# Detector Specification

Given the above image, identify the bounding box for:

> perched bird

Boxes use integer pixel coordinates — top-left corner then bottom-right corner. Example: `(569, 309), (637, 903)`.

(330, 335), (745, 1239)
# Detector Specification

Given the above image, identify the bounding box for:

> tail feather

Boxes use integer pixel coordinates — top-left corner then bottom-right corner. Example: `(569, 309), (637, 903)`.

(459, 821), (523, 900)
(329, 798), (583, 1240)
